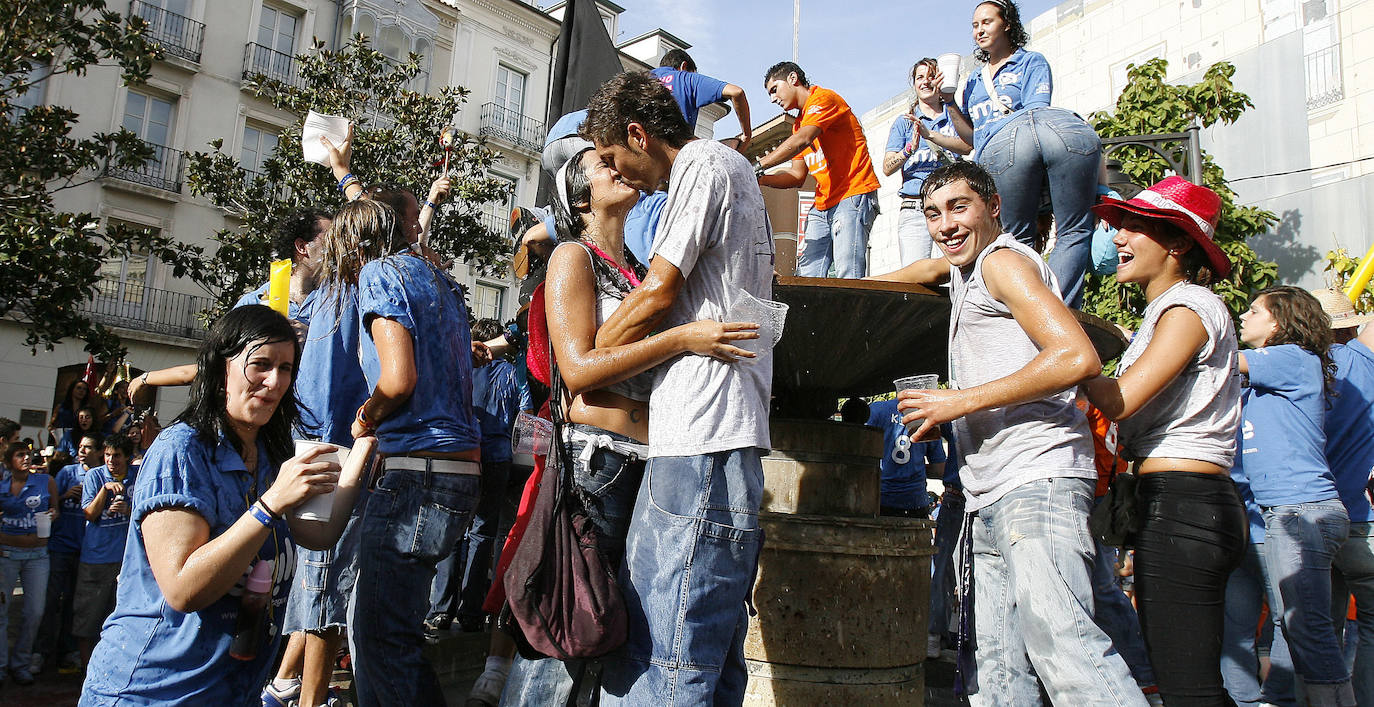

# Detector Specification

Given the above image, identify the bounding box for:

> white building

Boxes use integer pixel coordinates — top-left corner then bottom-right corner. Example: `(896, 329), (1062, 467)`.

(1, 0), (722, 442)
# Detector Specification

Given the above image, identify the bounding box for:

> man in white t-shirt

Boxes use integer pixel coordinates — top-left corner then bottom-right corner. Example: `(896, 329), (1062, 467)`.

(581, 71), (774, 706)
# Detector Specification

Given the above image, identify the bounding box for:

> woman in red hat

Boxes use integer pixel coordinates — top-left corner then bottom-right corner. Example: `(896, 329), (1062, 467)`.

(1080, 176), (1249, 705)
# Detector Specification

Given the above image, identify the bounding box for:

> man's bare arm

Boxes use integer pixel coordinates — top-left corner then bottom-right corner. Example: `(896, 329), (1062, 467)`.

(759, 158), (808, 190)
(758, 124), (822, 170)
(864, 258), (950, 286)
(722, 84), (753, 152)
(594, 256), (688, 348)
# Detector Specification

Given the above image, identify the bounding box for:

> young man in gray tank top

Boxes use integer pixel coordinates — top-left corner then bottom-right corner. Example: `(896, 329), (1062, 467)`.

(870, 162), (1146, 706)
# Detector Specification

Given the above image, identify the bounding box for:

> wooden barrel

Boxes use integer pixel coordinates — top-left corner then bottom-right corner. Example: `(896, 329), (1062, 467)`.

(744, 512), (935, 705)
(762, 419), (882, 517)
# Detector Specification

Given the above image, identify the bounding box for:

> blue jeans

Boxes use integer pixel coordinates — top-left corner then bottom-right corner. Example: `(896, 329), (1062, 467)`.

(798, 190), (877, 278)
(282, 492), (365, 634)
(929, 487), (964, 638)
(440, 459), (512, 622)
(1223, 543), (1297, 706)
(979, 107), (1101, 308)
(897, 200), (934, 266)
(1092, 540), (1157, 689)
(501, 424), (647, 706)
(966, 477), (1144, 706)
(1262, 500), (1352, 704)
(0, 546), (49, 672)
(1332, 521), (1374, 707)
(348, 467), (480, 707)
(36, 549), (78, 659)
(600, 448), (765, 707)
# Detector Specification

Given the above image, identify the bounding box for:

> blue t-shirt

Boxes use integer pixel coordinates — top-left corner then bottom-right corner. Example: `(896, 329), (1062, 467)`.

(939, 422), (963, 490)
(1237, 344), (1337, 507)
(80, 463), (137, 564)
(545, 109), (586, 145)
(866, 399), (947, 510)
(50, 463), (90, 554)
(473, 359), (521, 464)
(1229, 462), (1266, 544)
(357, 254), (479, 455)
(885, 107), (958, 197)
(80, 423), (294, 707)
(1325, 341), (1374, 522)
(297, 286), (369, 447)
(650, 67), (728, 130)
(233, 282), (317, 327)
(0, 472), (51, 536)
(58, 427), (86, 457)
(625, 190), (669, 265)
(959, 48), (1053, 155)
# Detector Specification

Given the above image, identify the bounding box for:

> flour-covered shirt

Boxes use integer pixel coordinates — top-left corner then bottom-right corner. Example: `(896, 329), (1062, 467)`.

(647, 139), (774, 457)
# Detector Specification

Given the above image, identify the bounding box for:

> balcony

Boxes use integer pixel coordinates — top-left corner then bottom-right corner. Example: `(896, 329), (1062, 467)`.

(479, 102), (545, 154)
(83, 279), (212, 341)
(481, 211), (509, 238)
(106, 141), (184, 192)
(130, 0), (205, 63)
(243, 43), (303, 89)
(1305, 45), (1343, 110)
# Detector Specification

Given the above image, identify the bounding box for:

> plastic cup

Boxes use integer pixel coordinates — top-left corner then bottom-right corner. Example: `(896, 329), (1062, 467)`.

(894, 374), (942, 441)
(937, 53), (961, 97)
(725, 290), (789, 361)
(291, 440), (350, 522)
(511, 412), (554, 457)
(34, 511), (51, 539)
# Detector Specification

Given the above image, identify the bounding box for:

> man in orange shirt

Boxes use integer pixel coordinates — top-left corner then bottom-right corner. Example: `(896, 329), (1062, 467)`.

(757, 62), (881, 278)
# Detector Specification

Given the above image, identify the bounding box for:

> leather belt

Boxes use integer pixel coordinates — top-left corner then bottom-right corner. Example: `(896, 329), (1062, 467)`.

(381, 456), (481, 475)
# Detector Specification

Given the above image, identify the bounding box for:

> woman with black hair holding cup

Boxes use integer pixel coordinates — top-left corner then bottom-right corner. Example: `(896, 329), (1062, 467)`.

(80, 305), (372, 705)
(944, 0), (1102, 308)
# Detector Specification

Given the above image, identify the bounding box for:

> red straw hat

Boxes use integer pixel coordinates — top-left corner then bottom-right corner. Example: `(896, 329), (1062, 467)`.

(1093, 176), (1231, 278)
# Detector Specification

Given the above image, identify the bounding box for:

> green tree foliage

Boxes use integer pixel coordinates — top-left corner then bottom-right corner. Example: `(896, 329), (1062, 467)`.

(0, 1), (209, 358)
(186, 35), (512, 310)
(1322, 247), (1374, 313)
(1084, 59), (1279, 331)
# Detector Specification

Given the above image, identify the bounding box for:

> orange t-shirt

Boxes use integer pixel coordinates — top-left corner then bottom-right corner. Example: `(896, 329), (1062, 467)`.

(1078, 399), (1125, 498)
(795, 86), (881, 211)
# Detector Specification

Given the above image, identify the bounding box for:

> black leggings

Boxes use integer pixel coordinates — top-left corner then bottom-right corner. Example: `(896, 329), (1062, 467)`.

(1133, 471), (1249, 707)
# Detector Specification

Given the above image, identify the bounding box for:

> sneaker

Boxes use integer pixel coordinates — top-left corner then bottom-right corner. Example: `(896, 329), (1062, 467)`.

(457, 615), (485, 633)
(465, 667), (509, 707)
(1145, 694), (1165, 706)
(262, 678), (301, 707)
(28, 653), (44, 675)
(926, 633), (943, 660)
(57, 651), (81, 675)
(11, 666), (35, 686)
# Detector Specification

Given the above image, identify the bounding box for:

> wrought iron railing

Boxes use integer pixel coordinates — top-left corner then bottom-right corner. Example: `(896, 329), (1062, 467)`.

(479, 102), (545, 153)
(130, 0), (205, 63)
(1305, 45), (1343, 110)
(83, 279), (212, 340)
(106, 140), (184, 192)
(481, 211), (509, 238)
(243, 42), (303, 89)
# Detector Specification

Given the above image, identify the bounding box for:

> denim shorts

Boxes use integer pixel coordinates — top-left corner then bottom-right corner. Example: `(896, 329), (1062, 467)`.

(281, 492), (366, 634)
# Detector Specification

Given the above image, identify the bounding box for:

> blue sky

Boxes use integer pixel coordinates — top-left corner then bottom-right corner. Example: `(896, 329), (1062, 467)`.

(608, 0), (1063, 137)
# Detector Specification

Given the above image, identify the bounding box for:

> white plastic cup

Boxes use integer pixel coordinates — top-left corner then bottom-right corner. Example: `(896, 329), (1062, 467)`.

(511, 412), (554, 457)
(291, 440), (350, 522)
(725, 291), (789, 361)
(937, 53), (962, 98)
(34, 510), (51, 539)
(894, 374), (942, 441)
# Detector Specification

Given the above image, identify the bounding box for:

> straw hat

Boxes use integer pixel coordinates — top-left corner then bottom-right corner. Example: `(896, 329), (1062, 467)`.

(1093, 176), (1231, 278)
(1310, 287), (1374, 330)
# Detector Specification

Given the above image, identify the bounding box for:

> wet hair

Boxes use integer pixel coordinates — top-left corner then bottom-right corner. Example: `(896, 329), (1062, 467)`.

(472, 318), (503, 343)
(5, 442), (30, 469)
(920, 161), (999, 206)
(839, 398), (870, 424)
(973, 0), (1029, 63)
(764, 61), (808, 88)
(910, 57), (939, 87)
(0, 418), (18, 441)
(581, 72), (693, 149)
(366, 185), (420, 232)
(1255, 286), (1336, 395)
(62, 377), (92, 411)
(175, 305), (301, 464)
(552, 147), (598, 243)
(271, 208), (331, 261)
(79, 432), (104, 449)
(659, 49), (696, 72)
(102, 432), (135, 458)
(317, 199), (408, 294)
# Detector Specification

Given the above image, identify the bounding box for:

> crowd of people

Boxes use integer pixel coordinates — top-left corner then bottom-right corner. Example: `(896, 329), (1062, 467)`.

(0, 1), (1370, 706)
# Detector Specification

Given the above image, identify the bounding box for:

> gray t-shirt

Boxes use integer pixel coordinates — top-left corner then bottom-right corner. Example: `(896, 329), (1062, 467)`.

(1116, 281), (1241, 467)
(647, 139), (774, 457)
(948, 233), (1095, 511)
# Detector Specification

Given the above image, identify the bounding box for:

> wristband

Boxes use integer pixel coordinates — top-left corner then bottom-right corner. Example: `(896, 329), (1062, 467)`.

(355, 403), (377, 433)
(337, 172), (355, 189)
(423, 200), (439, 211)
(248, 502), (274, 528)
(754, 163), (767, 179)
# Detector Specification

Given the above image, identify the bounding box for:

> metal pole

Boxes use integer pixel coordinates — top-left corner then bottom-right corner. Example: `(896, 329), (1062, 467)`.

(793, 0), (800, 62)
(1186, 124), (1202, 184)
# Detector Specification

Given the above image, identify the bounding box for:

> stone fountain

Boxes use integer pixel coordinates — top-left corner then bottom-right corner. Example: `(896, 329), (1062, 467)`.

(743, 276), (1128, 705)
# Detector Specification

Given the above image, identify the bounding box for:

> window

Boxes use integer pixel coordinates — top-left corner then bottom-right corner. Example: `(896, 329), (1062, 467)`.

(379, 25), (408, 61)
(473, 283), (505, 322)
(9, 62), (47, 117)
(258, 5), (299, 57)
(123, 91), (175, 146)
(494, 65), (526, 116)
(96, 221), (154, 315)
(483, 174), (518, 234)
(241, 125), (279, 179)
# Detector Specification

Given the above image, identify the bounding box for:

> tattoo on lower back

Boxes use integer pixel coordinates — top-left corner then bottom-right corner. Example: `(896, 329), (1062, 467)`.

(629, 409), (642, 423)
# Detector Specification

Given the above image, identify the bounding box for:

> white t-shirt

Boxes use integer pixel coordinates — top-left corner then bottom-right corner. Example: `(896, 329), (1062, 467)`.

(647, 139), (775, 457)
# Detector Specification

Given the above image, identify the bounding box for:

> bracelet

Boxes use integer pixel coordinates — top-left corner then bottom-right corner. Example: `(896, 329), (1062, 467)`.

(355, 403), (377, 433)
(248, 502), (274, 528)
(337, 172), (355, 189)
(423, 199), (438, 211)
(139, 371), (149, 385)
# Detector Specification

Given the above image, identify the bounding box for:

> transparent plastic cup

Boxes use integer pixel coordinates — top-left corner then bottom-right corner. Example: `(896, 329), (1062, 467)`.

(937, 53), (961, 97)
(34, 510), (51, 538)
(894, 374), (942, 441)
(511, 411), (554, 457)
(726, 290), (789, 361)
(291, 440), (350, 522)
